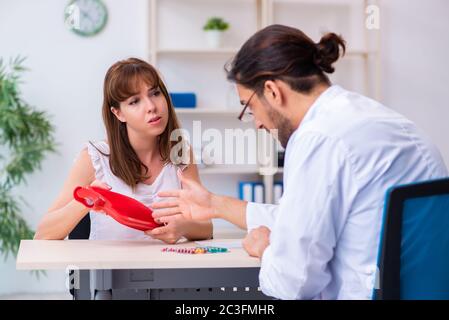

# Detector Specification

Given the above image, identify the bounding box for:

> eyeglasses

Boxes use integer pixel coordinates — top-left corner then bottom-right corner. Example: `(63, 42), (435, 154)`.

(237, 91), (256, 123)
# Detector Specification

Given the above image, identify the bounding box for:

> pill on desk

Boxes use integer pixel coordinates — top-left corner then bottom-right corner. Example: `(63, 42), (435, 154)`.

(194, 248), (206, 254)
(161, 246), (228, 254)
(205, 246), (228, 253)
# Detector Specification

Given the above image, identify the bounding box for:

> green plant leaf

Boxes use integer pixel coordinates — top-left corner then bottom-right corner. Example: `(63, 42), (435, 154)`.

(203, 17), (230, 31)
(0, 56), (57, 267)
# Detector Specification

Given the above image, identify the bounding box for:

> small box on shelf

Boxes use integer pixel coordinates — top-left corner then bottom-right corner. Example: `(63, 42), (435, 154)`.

(170, 92), (196, 108)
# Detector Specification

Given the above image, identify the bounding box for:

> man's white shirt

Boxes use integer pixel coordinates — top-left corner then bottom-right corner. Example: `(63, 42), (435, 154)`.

(246, 85), (448, 300)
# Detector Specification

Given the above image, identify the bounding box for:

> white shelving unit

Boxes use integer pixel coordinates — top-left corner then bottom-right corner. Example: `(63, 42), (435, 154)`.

(175, 108), (240, 115)
(156, 48), (240, 55)
(199, 166), (260, 175)
(148, 0), (380, 204)
(198, 166), (284, 175)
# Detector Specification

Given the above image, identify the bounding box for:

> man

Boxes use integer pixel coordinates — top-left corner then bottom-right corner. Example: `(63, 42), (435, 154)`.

(151, 25), (448, 299)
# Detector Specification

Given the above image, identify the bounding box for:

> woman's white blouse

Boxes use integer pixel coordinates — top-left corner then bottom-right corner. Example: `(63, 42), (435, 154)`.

(82, 141), (181, 240)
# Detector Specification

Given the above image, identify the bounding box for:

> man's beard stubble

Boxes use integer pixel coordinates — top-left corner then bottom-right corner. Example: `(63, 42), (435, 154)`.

(265, 102), (295, 149)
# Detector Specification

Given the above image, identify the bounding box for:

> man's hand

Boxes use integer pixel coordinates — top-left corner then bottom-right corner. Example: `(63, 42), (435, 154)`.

(243, 226), (271, 258)
(151, 169), (216, 221)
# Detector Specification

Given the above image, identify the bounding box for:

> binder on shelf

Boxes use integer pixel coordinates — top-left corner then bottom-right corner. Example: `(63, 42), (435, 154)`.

(169, 92), (196, 108)
(253, 183), (265, 204)
(274, 182), (283, 205)
(238, 182), (254, 202)
(238, 181), (265, 203)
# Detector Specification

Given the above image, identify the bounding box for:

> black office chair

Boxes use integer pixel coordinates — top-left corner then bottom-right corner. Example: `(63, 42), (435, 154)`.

(68, 214), (91, 240)
(373, 178), (449, 300)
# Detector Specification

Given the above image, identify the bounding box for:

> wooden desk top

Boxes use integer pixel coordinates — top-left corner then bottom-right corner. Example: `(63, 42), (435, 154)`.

(16, 229), (260, 270)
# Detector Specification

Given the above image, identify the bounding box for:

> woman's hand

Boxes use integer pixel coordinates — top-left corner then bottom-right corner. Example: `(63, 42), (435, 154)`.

(144, 214), (187, 244)
(150, 170), (216, 221)
(90, 179), (111, 190)
(85, 179), (111, 213)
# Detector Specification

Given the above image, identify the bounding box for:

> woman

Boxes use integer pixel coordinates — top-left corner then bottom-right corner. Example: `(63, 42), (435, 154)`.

(35, 58), (212, 243)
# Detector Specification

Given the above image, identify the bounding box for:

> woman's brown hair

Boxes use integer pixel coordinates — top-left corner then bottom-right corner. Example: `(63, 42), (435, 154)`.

(95, 57), (181, 189)
(226, 24), (346, 94)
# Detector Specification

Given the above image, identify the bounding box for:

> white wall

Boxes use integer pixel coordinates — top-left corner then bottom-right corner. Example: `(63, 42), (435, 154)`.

(380, 0), (449, 165)
(0, 0), (150, 294)
(1, 0), (448, 295)
(0, 0), (249, 295)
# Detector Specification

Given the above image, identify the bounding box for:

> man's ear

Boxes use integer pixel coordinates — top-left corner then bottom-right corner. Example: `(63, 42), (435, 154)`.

(110, 107), (126, 123)
(263, 80), (284, 108)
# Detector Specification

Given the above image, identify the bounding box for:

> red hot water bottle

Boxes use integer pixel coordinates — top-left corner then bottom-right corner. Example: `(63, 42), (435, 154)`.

(73, 186), (160, 231)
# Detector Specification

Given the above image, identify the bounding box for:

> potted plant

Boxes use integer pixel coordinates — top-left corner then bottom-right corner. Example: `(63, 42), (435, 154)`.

(203, 17), (230, 48)
(0, 57), (56, 259)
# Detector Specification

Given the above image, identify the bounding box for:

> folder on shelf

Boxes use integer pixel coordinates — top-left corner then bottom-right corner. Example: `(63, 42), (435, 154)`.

(169, 92), (196, 108)
(253, 183), (265, 203)
(274, 182), (283, 205)
(239, 181), (254, 202)
(238, 181), (265, 203)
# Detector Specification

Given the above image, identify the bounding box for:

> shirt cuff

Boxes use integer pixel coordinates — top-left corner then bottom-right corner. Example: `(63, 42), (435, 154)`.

(246, 202), (277, 231)
(258, 244), (278, 298)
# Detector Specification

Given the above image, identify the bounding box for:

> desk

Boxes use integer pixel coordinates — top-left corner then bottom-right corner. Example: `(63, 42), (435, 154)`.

(16, 230), (269, 300)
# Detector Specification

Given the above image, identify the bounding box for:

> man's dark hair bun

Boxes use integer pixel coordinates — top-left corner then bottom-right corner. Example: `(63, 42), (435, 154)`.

(314, 33), (346, 73)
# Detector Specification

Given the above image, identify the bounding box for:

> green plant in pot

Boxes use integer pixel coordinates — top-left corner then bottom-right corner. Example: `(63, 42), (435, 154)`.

(203, 17), (230, 48)
(0, 56), (56, 259)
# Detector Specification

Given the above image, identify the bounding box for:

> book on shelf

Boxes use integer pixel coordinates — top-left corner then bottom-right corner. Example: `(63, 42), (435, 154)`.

(238, 181), (265, 203)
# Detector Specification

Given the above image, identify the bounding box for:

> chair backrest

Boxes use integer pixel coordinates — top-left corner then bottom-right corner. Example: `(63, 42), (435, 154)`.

(68, 213), (91, 240)
(374, 178), (449, 300)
